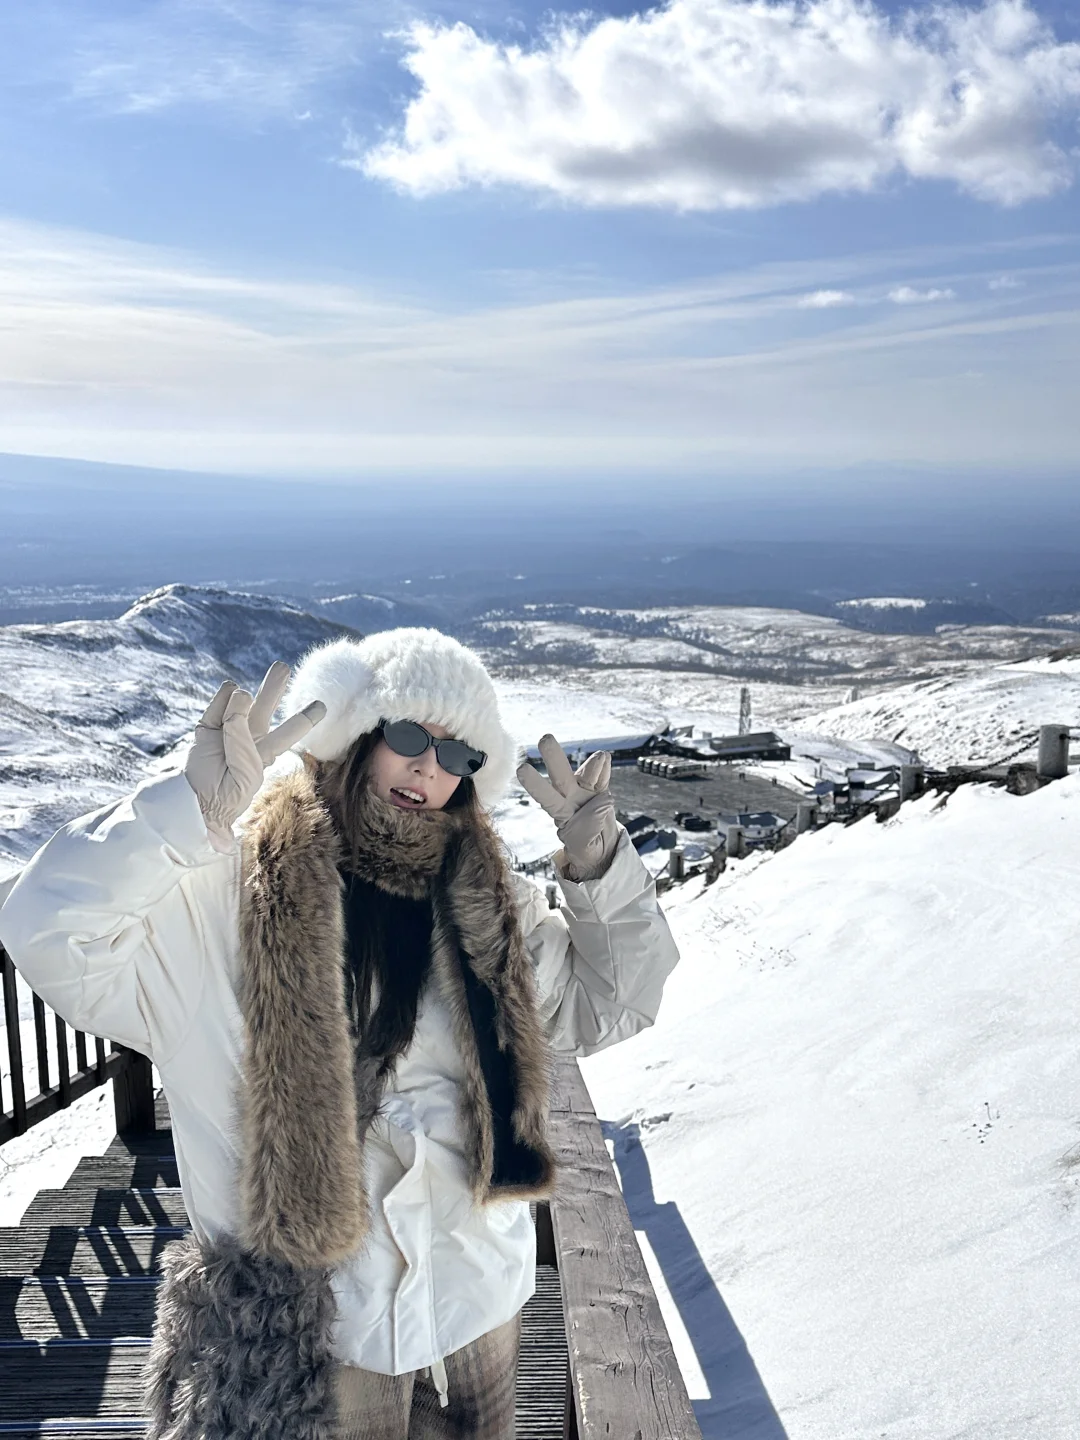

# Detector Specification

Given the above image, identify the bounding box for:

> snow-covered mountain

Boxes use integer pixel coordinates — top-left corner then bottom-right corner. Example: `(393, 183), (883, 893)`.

(0, 584), (356, 877)
(583, 772), (1080, 1438)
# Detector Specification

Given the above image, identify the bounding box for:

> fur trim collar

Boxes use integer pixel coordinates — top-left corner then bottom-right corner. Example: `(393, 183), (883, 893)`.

(238, 768), (368, 1269)
(237, 766), (556, 1270)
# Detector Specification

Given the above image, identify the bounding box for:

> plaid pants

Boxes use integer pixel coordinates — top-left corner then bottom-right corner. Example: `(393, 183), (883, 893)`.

(333, 1312), (521, 1440)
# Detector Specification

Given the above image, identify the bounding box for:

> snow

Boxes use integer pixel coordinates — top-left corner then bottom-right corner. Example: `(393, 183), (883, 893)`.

(837, 597), (928, 610)
(493, 679), (665, 753)
(477, 605), (1074, 694)
(0, 584), (353, 880)
(582, 777), (1080, 1438)
(0, 962), (154, 1225)
(801, 655), (1080, 769)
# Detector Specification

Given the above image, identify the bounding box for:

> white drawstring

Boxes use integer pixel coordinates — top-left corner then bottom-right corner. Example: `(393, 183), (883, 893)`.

(428, 1357), (449, 1408)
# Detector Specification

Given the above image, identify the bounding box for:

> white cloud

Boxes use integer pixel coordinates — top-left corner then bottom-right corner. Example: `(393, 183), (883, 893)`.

(0, 219), (1077, 475)
(360, 0), (1080, 210)
(797, 289), (856, 308)
(989, 274), (1025, 289)
(889, 285), (957, 303)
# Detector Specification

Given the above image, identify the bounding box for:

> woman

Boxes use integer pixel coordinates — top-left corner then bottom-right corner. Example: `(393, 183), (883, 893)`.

(0, 628), (679, 1440)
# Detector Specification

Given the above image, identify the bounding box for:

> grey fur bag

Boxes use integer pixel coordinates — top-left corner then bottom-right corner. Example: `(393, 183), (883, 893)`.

(144, 1232), (338, 1440)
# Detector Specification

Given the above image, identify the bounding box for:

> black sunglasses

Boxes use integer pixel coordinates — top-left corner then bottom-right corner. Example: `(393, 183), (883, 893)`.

(377, 718), (487, 778)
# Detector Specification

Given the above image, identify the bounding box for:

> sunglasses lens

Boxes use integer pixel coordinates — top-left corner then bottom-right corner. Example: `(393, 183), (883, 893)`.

(435, 740), (486, 777)
(381, 720), (430, 757)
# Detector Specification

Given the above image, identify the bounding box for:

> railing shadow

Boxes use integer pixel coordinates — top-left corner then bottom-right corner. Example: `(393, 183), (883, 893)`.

(601, 1119), (789, 1440)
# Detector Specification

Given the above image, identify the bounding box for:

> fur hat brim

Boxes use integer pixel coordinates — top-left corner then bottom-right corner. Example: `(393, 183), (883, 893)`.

(281, 629), (518, 809)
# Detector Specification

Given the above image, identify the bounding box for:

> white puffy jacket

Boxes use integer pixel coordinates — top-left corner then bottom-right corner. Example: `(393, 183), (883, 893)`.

(0, 769), (680, 1374)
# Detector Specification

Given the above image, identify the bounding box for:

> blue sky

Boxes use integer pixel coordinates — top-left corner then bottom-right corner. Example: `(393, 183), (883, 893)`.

(1, 0), (1078, 481)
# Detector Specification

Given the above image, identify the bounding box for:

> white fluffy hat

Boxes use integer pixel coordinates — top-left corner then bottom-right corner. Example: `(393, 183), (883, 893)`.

(282, 628), (518, 808)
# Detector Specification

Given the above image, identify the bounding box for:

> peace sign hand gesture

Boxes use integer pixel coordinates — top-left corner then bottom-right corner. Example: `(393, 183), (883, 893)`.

(517, 734), (619, 881)
(184, 661), (326, 853)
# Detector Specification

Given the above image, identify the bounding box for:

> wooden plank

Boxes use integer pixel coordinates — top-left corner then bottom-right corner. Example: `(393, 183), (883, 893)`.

(0, 1268), (567, 1431)
(548, 1060), (596, 1115)
(104, 1131), (175, 1161)
(55, 1016), (71, 1109)
(0, 1426), (148, 1438)
(0, 1277), (158, 1341)
(68, 1157), (180, 1191)
(517, 1264), (570, 1440)
(0, 1425), (148, 1438)
(0, 1227), (186, 1279)
(0, 1341), (150, 1422)
(20, 1190), (189, 1229)
(111, 1052), (155, 1137)
(549, 1057), (702, 1440)
(33, 994), (50, 1095)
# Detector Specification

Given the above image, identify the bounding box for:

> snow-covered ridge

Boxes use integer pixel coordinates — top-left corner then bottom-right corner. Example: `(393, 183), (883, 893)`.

(0, 584), (356, 878)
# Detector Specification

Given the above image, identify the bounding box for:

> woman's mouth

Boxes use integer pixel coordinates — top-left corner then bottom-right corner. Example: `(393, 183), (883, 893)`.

(389, 786), (427, 809)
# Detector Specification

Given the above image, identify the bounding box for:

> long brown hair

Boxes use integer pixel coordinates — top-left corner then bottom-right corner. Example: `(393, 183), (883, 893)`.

(309, 730), (485, 1060)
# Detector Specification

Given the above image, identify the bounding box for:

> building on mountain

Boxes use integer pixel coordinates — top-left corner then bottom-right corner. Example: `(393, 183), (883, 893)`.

(618, 812), (659, 849)
(524, 732), (658, 765)
(717, 810), (787, 844)
(846, 767), (899, 804)
(709, 731), (792, 763)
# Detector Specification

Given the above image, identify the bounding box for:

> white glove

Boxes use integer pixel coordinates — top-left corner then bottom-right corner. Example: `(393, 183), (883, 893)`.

(517, 734), (619, 882)
(184, 661), (326, 853)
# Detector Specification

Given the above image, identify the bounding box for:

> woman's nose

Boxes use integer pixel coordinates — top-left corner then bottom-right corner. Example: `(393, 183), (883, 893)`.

(411, 747), (438, 778)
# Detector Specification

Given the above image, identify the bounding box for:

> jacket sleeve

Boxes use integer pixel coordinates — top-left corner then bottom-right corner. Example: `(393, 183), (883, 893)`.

(0, 771), (235, 1063)
(513, 828), (680, 1057)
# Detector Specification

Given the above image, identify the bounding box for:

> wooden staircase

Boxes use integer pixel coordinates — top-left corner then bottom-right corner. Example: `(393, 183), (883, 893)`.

(0, 1094), (570, 1438)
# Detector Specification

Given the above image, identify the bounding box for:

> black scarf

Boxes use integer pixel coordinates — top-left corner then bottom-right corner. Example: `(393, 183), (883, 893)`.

(340, 788), (530, 1190)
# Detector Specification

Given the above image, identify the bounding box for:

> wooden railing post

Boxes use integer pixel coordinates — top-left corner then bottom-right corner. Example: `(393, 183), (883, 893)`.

(2, 947), (27, 1135)
(548, 1057), (703, 1439)
(112, 1046), (156, 1134)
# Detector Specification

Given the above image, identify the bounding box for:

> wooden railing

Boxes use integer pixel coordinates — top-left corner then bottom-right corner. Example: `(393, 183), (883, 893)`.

(546, 1056), (702, 1439)
(0, 938), (156, 1144)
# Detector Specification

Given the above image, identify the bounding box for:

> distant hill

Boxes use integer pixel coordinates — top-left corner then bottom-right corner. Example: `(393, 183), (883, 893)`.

(835, 595), (1019, 633)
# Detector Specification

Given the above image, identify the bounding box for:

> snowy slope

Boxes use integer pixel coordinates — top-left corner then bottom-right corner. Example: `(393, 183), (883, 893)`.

(0, 585), (354, 878)
(581, 777), (1080, 1439)
(801, 653), (1080, 768)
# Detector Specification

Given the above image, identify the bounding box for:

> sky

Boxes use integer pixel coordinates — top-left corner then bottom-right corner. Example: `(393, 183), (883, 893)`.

(1, 0), (1079, 482)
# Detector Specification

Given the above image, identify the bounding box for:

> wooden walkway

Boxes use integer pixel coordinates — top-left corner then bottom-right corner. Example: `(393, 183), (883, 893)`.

(0, 1093), (571, 1439)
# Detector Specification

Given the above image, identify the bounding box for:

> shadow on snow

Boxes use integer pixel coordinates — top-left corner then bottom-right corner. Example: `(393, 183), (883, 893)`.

(601, 1119), (789, 1440)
